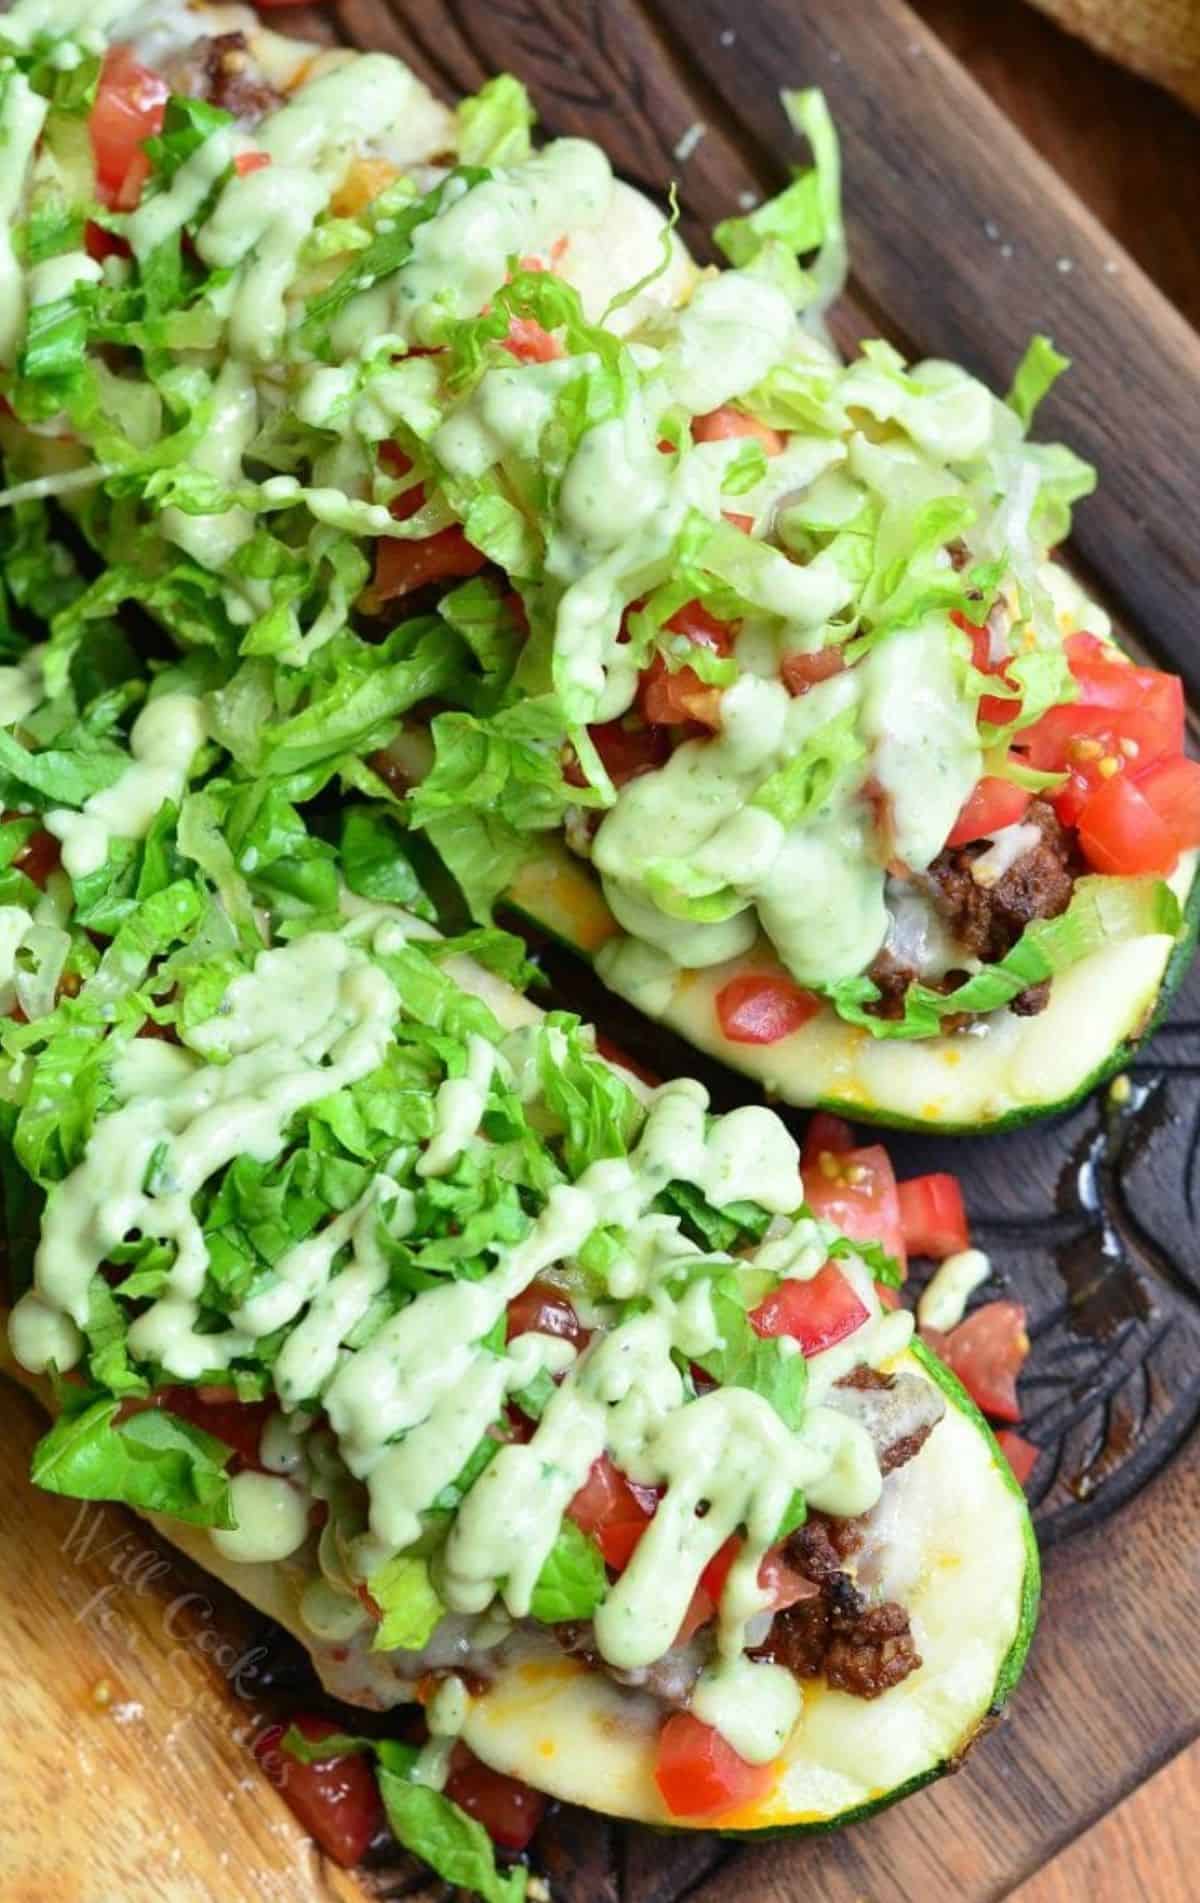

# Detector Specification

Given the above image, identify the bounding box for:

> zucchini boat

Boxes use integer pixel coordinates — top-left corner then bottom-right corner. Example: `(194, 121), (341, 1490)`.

(0, 0), (1194, 1132)
(0, 738), (1037, 1883)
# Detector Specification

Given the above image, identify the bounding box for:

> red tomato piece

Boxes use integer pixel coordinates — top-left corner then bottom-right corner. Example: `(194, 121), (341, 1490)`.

(1069, 649), (1184, 757)
(638, 653), (723, 729)
(254, 1716), (383, 1868)
(638, 601), (733, 730)
(699, 1536), (740, 1605)
(568, 1454), (659, 1570)
(800, 1112), (855, 1171)
(802, 1143), (907, 1272)
(674, 1584), (717, 1645)
(12, 827), (61, 890)
(157, 1386), (274, 1472)
(896, 1173), (969, 1260)
(945, 776), (1031, 849)
(938, 1299), (1029, 1423)
(89, 47), (168, 210)
(235, 150), (272, 175)
(444, 1748), (546, 1852)
(750, 1261), (870, 1356)
(373, 526), (487, 600)
(664, 600), (735, 653)
(503, 315), (563, 363)
(84, 219), (131, 263)
(691, 409), (786, 456)
(715, 973), (821, 1045)
(996, 1429), (1039, 1487)
(1077, 773), (1180, 876)
(1135, 755), (1200, 854)
(654, 1713), (774, 1819)
(564, 719), (670, 790)
(698, 1537), (813, 1612)
(780, 648), (846, 697)
(953, 611), (1020, 727)
(722, 511), (755, 534)
(505, 1280), (589, 1350)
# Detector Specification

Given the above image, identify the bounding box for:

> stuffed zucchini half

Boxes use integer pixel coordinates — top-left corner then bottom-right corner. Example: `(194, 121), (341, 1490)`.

(0, 7), (1192, 1158)
(0, 781), (1037, 1885)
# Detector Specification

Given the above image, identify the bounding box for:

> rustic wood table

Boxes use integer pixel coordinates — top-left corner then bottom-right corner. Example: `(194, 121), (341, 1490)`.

(3, 4), (1199, 1902)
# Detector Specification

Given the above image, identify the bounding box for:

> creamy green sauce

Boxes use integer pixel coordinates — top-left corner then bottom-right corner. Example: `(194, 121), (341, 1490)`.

(45, 691), (208, 879)
(8, 912), (900, 1743)
(0, 70), (47, 367)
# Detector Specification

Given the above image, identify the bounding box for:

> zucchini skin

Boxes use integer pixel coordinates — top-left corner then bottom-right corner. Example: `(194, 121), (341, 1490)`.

(504, 862), (1200, 1137)
(715, 1340), (1041, 1840)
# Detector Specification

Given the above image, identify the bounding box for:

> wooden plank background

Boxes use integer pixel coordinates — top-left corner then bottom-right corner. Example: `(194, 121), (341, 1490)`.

(3, 1), (1200, 1899)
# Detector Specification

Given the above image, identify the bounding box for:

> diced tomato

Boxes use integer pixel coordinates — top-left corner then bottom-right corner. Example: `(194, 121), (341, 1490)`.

(1135, 755), (1200, 855)
(996, 1429), (1039, 1487)
(750, 1261), (870, 1356)
(715, 973), (821, 1045)
(254, 1716), (383, 1868)
(875, 1280), (903, 1310)
(444, 1748), (546, 1852)
(84, 219), (131, 263)
(780, 647), (846, 697)
(802, 1143), (906, 1272)
(1076, 773), (1180, 876)
(896, 1173), (969, 1261)
(505, 1280), (589, 1350)
(503, 315), (563, 363)
(565, 719), (670, 789)
(698, 1536), (812, 1612)
(157, 1386), (274, 1472)
(638, 600), (734, 730)
(638, 654), (723, 728)
(937, 1299), (1029, 1423)
(568, 1454), (659, 1570)
(944, 776), (1031, 849)
(674, 1584), (717, 1645)
(89, 46), (168, 211)
(954, 611), (1020, 728)
(691, 409), (785, 456)
(593, 1033), (660, 1088)
(373, 526), (487, 600)
(699, 1536), (740, 1605)
(235, 150), (272, 175)
(722, 511), (755, 534)
(654, 1713), (774, 1819)
(800, 1112), (855, 1171)
(12, 826), (61, 890)
(1069, 647), (1184, 756)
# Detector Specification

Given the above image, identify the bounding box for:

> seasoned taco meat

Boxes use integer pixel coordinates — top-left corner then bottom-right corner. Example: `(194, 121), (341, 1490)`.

(921, 798), (1077, 964)
(165, 32), (283, 122)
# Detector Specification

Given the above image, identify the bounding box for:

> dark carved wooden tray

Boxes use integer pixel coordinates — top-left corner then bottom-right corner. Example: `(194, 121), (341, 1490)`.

(3, 3), (1198, 1900)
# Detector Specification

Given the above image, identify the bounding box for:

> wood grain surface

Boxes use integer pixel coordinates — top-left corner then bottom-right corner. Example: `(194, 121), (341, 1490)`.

(0, 1382), (366, 1903)
(3, 3), (1199, 1901)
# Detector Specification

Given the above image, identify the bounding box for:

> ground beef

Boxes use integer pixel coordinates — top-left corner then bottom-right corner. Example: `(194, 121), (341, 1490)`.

(921, 798), (1076, 965)
(863, 947), (919, 1021)
(751, 1510), (921, 1699)
(824, 1599), (921, 1699)
(165, 32), (283, 121)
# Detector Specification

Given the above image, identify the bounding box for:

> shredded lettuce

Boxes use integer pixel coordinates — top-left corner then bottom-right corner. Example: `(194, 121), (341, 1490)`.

(456, 74), (535, 167)
(826, 875), (1181, 1037)
(1006, 334), (1069, 430)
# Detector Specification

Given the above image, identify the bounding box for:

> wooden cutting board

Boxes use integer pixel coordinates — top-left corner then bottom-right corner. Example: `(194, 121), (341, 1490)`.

(4, 2), (1200, 1899)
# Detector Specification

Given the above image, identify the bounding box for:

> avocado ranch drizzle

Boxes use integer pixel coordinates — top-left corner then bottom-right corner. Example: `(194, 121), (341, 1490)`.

(8, 904), (904, 1756)
(0, 0), (1083, 1029)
